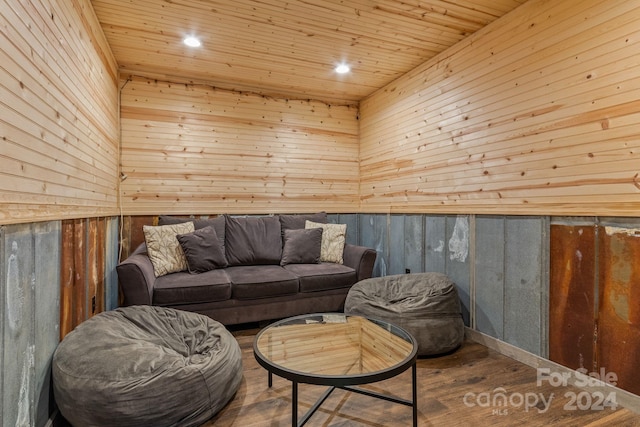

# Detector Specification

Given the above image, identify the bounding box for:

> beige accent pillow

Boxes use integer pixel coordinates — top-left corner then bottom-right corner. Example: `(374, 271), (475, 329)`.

(305, 220), (346, 264)
(143, 222), (195, 277)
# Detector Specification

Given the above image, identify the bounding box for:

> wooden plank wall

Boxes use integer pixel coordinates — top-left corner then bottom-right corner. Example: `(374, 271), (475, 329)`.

(359, 0), (640, 216)
(119, 76), (360, 215)
(0, 0), (119, 225)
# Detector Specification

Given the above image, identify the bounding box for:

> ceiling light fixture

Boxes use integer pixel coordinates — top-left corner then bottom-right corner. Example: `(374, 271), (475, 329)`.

(183, 36), (201, 47)
(335, 63), (350, 74)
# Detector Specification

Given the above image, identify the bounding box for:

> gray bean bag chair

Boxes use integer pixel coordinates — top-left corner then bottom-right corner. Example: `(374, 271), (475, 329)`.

(345, 272), (464, 356)
(52, 305), (242, 427)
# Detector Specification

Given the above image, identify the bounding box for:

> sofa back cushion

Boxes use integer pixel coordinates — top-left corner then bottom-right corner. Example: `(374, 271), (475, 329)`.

(279, 212), (328, 232)
(225, 215), (282, 266)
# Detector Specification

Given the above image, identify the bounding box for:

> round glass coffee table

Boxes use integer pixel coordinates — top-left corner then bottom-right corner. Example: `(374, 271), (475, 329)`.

(253, 313), (418, 426)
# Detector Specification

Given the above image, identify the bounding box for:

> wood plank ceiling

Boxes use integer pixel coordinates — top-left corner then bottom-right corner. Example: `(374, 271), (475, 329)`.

(91, 0), (526, 103)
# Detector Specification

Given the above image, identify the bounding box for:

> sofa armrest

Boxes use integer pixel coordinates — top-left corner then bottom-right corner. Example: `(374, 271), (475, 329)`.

(116, 246), (156, 306)
(343, 244), (377, 281)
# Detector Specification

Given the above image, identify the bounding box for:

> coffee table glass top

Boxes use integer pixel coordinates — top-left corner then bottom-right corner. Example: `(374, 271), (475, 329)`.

(254, 313), (416, 383)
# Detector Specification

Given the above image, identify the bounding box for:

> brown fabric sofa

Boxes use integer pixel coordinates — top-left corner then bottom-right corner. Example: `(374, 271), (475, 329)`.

(116, 213), (377, 325)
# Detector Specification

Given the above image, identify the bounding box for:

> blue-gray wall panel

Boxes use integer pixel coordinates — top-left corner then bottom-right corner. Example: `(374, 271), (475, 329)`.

(425, 215), (447, 273)
(389, 215), (405, 275)
(335, 214), (359, 246)
(445, 215), (471, 326)
(475, 216), (505, 340)
(3, 224), (36, 427)
(105, 217), (120, 310)
(359, 214), (388, 277)
(34, 221), (61, 426)
(504, 217), (547, 356)
(404, 215), (424, 274)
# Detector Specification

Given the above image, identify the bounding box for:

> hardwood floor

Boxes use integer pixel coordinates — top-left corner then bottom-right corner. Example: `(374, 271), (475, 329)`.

(206, 326), (640, 427)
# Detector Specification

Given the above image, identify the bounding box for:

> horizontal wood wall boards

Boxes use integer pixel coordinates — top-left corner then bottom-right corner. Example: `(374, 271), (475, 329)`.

(359, 0), (640, 216)
(0, 0), (119, 225)
(119, 76), (360, 215)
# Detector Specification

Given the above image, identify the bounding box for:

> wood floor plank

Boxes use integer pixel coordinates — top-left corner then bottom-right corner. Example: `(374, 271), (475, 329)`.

(206, 326), (640, 426)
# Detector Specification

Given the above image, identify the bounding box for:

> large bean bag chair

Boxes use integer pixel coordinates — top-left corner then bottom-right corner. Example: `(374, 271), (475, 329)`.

(52, 306), (242, 427)
(345, 272), (464, 356)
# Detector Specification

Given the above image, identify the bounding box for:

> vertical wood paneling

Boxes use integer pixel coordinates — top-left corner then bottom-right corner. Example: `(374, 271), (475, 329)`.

(0, 0), (118, 225)
(119, 76), (360, 215)
(359, 0), (640, 216)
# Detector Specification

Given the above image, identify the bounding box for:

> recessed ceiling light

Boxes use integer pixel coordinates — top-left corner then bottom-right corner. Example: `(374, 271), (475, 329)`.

(183, 36), (201, 47)
(335, 63), (350, 74)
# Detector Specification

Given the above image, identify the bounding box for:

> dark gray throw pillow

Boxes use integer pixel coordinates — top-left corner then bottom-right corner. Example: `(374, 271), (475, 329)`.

(177, 226), (228, 273)
(280, 228), (323, 266)
(225, 215), (282, 266)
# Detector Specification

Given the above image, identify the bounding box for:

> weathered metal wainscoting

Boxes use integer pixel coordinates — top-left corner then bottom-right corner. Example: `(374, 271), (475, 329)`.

(333, 214), (550, 357)
(0, 217), (119, 427)
(329, 213), (640, 398)
(550, 217), (640, 397)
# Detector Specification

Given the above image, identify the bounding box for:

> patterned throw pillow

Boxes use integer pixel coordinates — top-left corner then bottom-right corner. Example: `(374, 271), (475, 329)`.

(143, 222), (195, 277)
(305, 220), (347, 264)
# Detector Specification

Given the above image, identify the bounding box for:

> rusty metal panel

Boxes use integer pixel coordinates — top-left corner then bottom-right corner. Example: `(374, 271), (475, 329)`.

(549, 223), (596, 372)
(60, 219), (87, 338)
(475, 216), (505, 340)
(597, 224), (640, 396)
(88, 218), (106, 317)
(120, 215), (154, 260)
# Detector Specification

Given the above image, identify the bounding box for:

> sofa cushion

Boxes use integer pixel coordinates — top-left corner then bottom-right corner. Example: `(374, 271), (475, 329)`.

(279, 212), (328, 232)
(143, 222), (195, 277)
(153, 269), (232, 305)
(280, 228), (323, 266)
(225, 215), (282, 266)
(225, 265), (299, 299)
(159, 215), (226, 250)
(305, 221), (347, 264)
(284, 263), (356, 292)
(177, 226), (228, 273)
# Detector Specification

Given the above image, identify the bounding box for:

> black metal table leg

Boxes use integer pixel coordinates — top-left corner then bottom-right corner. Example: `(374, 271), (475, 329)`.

(412, 362), (417, 427)
(292, 381), (298, 427)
